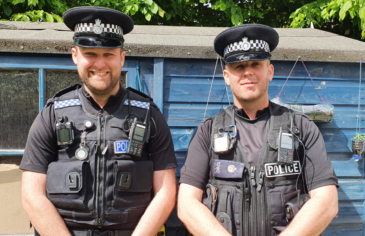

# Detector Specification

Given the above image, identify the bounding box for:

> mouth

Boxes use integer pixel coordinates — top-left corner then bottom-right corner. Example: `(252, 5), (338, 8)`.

(241, 81), (256, 85)
(90, 71), (109, 77)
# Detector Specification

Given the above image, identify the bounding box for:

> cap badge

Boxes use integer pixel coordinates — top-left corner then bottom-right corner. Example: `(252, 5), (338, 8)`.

(227, 165), (237, 173)
(93, 18), (104, 34)
(242, 37), (250, 51)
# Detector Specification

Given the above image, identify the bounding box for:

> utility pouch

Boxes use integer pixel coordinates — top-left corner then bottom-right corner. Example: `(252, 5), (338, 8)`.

(112, 160), (153, 208)
(203, 180), (244, 236)
(285, 193), (309, 221)
(46, 161), (89, 210)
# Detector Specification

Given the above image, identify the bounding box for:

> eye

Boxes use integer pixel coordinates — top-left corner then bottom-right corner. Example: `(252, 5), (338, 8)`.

(85, 52), (96, 56)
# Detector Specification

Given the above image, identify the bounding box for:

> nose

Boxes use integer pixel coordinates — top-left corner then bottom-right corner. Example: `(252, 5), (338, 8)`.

(243, 68), (253, 77)
(93, 56), (106, 69)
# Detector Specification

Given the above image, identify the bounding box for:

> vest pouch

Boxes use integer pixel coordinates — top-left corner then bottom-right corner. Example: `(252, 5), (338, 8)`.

(268, 180), (303, 233)
(205, 180), (244, 236)
(46, 161), (89, 210)
(112, 160), (153, 207)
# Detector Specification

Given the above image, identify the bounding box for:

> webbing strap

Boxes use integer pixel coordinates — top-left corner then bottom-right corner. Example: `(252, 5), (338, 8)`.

(217, 188), (228, 213)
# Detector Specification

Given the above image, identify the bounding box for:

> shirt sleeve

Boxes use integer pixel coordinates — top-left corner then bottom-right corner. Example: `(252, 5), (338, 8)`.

(19, 103), (57, 174)
(147, 106), (177, 171)
(295, 114), (339, 191)
(179, 118), (213, 190)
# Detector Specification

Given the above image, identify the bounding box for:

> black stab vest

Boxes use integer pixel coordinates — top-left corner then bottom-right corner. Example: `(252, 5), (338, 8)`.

(45, 85), (155, 230)
(202, 103), (305, 236)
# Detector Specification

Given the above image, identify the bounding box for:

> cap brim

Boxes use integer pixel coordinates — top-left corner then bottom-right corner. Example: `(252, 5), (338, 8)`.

(225, 52), (271, 64)
(74, 37), (123, 48)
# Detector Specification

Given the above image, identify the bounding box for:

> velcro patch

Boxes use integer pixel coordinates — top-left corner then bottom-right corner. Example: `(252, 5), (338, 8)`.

(54, 99), (82, 109)
(124, 99), (150, 109)
(114, 140), (129, 154)
(265, 161), (301, 178)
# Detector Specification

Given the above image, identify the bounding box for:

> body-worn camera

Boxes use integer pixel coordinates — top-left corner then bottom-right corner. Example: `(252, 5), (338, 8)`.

(56, 116), (74, 146)
(278, 128), (294, 165)
(213, 125), (237, 154)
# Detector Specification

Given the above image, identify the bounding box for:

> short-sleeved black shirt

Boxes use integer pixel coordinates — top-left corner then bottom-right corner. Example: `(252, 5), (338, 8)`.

(180, 103), (338, 191)
(20, 84), (177, 173)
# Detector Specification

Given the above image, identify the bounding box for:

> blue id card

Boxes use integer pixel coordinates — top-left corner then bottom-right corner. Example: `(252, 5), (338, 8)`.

(114, 140), (129, 154)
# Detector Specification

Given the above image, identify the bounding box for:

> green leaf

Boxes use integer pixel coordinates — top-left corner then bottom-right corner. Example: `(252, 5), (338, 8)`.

(28, 0), (38, 6)
(145, 0), (152, 6)
(231, 6), (236, 15)
(220, 1), (226, 11)
(165, 12), (171, 20)
(11, 13), (22, 21)
(359, 7), (365, 20)
(345, 29), (350, 35)
(141, 6), (148, 15)
(11, 0), (25, 5)
(124, 1), (134, 13)
(231, 14), (239, 25)
(45, 12), (53, 22)
(21, 15), (30, 21)
(339, 0), (352, 21)
(133, 4), (138, 12)
(158, 7), (165, 17)
(3, 4), (12, 16)
(53, 14), (63, 23)
(145, 13), (151, 21)
(151, 2), (158, 14)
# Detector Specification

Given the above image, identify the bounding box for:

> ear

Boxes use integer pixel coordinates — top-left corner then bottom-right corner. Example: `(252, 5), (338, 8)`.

(120, 50), (126, 68)
(71, 47), (78, 65)
(268, 63), (274, 82)
(223, 69), (231, 86)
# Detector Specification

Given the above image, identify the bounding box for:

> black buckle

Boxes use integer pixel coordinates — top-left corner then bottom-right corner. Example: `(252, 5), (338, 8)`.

(66, 172), (80, 190)
(117, 172), (132, 190)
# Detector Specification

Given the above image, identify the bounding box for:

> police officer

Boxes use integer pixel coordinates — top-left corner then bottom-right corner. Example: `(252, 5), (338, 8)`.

(178, 24), (338, 236)
(20, 6), (177, 236)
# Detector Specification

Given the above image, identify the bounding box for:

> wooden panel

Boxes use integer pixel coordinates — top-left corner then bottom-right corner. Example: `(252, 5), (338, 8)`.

(164, 59), (365, 80)
(165, 75), (365, 105)
(164, 103), (363, 129)
(331, 201), (364, 224)
(139, 59), (154, 97)
(154, 58), (164, 112)
(338, 179), (365, 201)
(323, 225), (363, 236)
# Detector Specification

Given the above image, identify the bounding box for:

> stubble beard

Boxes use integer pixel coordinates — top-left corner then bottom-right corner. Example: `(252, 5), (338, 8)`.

(79, 71), (121, 96)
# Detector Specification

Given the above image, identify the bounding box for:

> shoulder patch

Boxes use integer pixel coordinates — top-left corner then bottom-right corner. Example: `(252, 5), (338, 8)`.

(124, 99), (150, 109)
(55, 99), (82, 109)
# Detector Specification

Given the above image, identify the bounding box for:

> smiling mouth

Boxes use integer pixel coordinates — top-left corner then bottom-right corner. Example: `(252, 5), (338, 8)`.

(90, 71), (109, 76)
(242, 82), (256, 85)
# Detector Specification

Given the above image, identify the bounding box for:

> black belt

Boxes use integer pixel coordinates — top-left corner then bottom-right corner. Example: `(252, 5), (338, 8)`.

(69, 229), (134, 236)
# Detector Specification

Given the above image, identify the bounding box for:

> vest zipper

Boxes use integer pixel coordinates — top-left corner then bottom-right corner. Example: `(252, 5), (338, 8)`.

(96, 110), (107, 228)
(258, 170), (265, 236)
(243, 169), (250, 236)
(250, 166), (257, 236)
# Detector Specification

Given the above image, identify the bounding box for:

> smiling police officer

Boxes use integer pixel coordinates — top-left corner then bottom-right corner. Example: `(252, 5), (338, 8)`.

(178, 24), (339, 236)
(20, 6), (177, 236)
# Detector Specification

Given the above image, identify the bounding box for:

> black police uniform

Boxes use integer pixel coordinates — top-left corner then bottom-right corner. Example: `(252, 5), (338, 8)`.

(179, 24), (338, 236)
(19, 6), (177, 235)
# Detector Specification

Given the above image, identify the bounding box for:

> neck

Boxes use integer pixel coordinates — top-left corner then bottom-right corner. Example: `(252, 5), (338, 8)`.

(84, 84), (120, 109)
(234, 97), (269, 120)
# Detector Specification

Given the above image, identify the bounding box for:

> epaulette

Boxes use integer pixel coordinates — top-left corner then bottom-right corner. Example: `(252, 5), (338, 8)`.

(53, 84), (81, 98)
(127, 87), (153, 102)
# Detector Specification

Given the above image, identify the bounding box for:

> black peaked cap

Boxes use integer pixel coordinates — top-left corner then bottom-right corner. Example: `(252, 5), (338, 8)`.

(63, 6), (134, 34)
(214, 24), (279, 63)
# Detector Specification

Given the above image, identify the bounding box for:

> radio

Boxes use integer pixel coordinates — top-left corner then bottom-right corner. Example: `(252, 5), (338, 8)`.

(126, 118), (147, 157)
(278, 127), (294, 165)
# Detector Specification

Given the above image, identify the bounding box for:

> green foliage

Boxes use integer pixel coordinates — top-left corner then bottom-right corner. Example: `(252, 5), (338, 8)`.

(352, 133), (365, 141)
(290, 0), (365, 39)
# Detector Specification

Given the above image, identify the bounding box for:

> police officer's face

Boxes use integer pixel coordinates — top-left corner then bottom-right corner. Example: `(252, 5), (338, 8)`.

(223, 60), (274, 104)
(71, 46), (125, 96)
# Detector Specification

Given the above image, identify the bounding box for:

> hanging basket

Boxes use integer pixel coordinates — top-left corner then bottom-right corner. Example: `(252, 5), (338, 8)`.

(352, 140), (365, 156)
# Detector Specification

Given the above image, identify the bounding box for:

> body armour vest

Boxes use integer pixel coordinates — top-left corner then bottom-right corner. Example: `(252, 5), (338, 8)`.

(202, 103), (306, 236)
(45, 85), (155, 230)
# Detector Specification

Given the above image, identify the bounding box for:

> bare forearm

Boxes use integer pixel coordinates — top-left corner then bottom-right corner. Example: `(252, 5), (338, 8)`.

(133, 169), (176, 236)
(178, 198), (231, 236)
(23, 195), (70, 236)
(280, 186), (338, 236)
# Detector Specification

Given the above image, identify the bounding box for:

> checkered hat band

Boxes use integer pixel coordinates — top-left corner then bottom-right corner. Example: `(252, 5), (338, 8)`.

(55, 99), (82, 109)
(124, 99), (150, 109)
(74, 23), (123, 36)
(223, 39), (270, 57)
